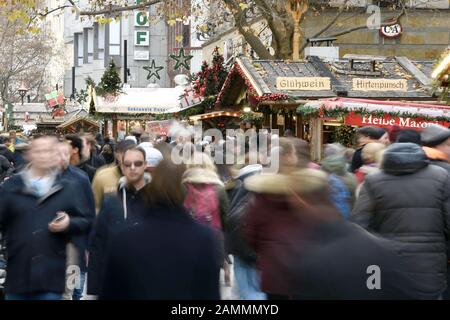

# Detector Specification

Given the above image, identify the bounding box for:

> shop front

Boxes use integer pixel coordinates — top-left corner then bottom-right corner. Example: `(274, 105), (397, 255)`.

(298, 98), (450, 160)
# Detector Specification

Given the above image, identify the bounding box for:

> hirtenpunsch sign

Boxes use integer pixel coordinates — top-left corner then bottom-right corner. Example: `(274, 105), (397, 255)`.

(344, 112), (450, 130)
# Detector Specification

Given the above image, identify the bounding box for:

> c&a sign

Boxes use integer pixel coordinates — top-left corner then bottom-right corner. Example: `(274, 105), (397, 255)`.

(344, 112), (450, 131)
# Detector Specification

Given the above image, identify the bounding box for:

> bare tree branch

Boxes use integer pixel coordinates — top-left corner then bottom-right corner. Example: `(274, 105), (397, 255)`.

(326, 8), (406, 39)
(77, 0), (163, 16)
(223, 0), (274, 59)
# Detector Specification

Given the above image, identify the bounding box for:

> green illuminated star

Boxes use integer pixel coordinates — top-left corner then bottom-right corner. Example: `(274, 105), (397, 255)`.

(170, 48), (194, 71)
(143, 59), (164, 81)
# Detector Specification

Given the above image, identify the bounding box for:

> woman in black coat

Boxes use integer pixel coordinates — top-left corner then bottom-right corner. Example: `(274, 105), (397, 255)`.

(352, 143), (450, 299)
(100, 159), (221, 300)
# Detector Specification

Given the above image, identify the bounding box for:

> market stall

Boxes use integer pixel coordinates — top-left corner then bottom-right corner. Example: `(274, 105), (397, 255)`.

(89, 86), (202, 139)
(298, 97), (450, 160)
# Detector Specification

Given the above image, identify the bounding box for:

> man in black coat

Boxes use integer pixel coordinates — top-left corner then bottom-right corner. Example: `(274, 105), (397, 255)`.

(351, 143), (450, 299)
(87, 147), (151, 296)
(0, 136), (93, 300)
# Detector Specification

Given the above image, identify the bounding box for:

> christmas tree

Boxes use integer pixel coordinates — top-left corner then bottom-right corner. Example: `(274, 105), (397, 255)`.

(191, 47), (229, 109)
(97, 59), (122, 97)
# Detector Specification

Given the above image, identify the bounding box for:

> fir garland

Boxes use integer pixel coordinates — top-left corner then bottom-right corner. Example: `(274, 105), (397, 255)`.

(296, 104), (450, 122)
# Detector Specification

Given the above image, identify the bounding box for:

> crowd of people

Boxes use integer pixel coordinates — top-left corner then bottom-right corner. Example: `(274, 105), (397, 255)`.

(0, 122), (450, 300)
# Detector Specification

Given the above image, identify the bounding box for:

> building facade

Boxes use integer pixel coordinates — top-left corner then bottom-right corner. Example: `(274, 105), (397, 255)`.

(63, 0), (173, 97)
(201, 0), (450, 63)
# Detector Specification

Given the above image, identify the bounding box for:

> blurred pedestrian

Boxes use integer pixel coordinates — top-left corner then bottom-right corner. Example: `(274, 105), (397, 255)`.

(420, 124), (450, 299)
(354, 142), (385, 185)
(100, 135), (115, 165)
(351, 126), (388, 173)
(244, 167), (330, 299)
(82, 134), (106, 170)
(351, 143), (450, 299)
(321, 144), (357, 209)
(396, 129), (422, 145)
(226, 151), (265, 299)
(65, 134), (96, 182)
(421, 124), (450, 173)
(100, 158), (221, 299)
(57, 142), (95, 300)
(0, 135), (93, 300)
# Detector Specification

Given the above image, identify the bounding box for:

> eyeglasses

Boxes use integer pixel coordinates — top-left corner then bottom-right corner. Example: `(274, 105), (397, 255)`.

(123, 161), (145, 168)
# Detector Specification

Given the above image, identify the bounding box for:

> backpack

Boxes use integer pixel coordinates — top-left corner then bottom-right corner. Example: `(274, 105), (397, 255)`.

(183, 183), (222, 231)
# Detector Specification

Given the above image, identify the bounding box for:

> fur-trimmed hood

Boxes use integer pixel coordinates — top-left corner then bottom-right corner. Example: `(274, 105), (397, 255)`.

(182, 167), (224, 187)
(244, 168), (328, 195)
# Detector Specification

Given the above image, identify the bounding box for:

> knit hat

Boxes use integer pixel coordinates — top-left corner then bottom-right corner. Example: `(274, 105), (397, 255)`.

(396, 130), (422, 145)
(421, 124), (450, 147)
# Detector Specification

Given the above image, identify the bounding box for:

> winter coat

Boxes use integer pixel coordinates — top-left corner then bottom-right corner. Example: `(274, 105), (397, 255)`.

(100, 204), (221, 300)
(351, 143), (450, 299)
(87, 175), (150, 295)
(61, 166), (96, 272)
(77, 161), (96, 182)
(0, 155), (13, 182)
(88, 153), (106, 170)
(327, 174), (351, 219)
(293, 221), (423, 300)
(0, 172), (93, 295)
(100, 143), (115, 165)
(243, 171), (327, 296)
(423, 147), (450, 174)
(225, 164), (262, 263)
(321, 155), (358, 199)
(350, 147), (364, 173)
(0, 145), (14, 165)
(422, 147), (450, 269)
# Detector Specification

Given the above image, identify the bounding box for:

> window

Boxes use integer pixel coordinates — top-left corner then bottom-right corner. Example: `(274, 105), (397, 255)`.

(182, 25), (190, 47)
(88, 29), (94, 63)
(109, 18), (121, 56)
(76, 33), (83, 66)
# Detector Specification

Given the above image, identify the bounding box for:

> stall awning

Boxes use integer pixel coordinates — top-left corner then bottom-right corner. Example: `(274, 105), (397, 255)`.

(90, 87), (200, 114)
(299, 98), (450, 129)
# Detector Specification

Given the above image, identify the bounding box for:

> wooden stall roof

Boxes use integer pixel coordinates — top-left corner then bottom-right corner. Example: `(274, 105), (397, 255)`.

(216, 55), (438, 108)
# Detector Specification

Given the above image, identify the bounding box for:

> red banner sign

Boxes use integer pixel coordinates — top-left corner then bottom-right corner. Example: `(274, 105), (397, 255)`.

(344, 112), (450, 131)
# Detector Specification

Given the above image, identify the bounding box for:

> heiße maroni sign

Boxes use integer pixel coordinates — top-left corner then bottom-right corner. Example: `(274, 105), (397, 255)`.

(276, 77), (331, 91)
(352, 78), (408, 91)
(344, 112), (450, 130)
